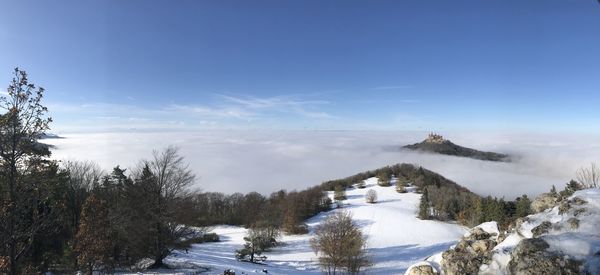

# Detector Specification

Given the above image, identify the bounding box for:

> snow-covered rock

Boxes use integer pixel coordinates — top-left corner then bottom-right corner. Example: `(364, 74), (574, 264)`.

(421, 188), (600, 274)
(406, 261), (438, 275)
(530, 192), (559, 213)
(485, 189), (600, 274)
(439, 223), (500, 275)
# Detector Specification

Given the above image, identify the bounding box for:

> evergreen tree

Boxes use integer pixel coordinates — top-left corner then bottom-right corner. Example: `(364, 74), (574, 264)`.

(418, 188), (430, 219)
(559, 180), (583, 199)
(515, 194), (531, 218)
(235, 226), (278, 263)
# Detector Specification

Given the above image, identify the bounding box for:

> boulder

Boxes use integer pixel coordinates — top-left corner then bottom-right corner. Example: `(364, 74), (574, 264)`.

(508, 238), (582, 275)
(559, 200), (572, 215)
(531, 193), (558, 213)
(406, 264), (438, 275)
(441, 224), (497, 274)
(508, 217), (528, 236)
(567, 218), (580, 229)
(470, 239), (496, 254)
(572, 197), (587, 205)
(441, 250), (484, 275)
(573, 208), (586, 217)
(531, 221), (552, 237)
(559, 197), (587, 215)
(468, 227), (492, 240)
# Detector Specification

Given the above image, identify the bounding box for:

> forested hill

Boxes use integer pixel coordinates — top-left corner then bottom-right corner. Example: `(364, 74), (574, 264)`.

(321, 163), (534, 228)
(321, 163), (482, 225)
(402, 134), (509, 162)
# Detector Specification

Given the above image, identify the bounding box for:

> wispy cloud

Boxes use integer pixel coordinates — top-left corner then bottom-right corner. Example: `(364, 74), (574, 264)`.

(217, 94), (337, 119)
(48, 93), (338, 133)
(166, 104), (255, 119)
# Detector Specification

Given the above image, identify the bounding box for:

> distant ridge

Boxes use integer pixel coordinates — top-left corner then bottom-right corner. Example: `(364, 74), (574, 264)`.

(403, 133), (509, 162)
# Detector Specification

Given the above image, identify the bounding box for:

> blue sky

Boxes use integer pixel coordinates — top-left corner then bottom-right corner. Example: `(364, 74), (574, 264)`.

(1, 0), (599, 133)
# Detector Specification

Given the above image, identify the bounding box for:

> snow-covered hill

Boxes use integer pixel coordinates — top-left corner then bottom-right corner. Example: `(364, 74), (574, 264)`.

(159, 177), (468, 274)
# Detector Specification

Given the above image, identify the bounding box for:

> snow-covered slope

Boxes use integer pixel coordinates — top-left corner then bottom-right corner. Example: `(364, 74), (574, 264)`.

(159, 177), (467, 274)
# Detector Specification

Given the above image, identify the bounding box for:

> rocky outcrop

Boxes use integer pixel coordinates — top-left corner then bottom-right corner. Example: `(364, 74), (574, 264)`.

(508, 238), (582, 275)
(531, 193), (558, 213)
(559, 196), (587, 215)
(567, 217), (579, 229)
(406, 263), (438, 275)
(440, 224), (498, 275)
(423, 189), (600, 275)
(531, 221), (552, 237)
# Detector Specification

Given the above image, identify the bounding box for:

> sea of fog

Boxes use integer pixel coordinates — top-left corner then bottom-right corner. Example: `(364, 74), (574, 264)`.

(44, 130), (600, 199)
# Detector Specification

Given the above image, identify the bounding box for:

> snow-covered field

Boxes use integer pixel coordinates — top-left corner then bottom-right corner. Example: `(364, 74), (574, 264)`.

(156, 177), (467, 274)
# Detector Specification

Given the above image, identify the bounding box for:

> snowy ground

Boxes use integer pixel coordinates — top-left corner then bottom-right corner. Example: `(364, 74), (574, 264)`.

(153, 177), (467, 274)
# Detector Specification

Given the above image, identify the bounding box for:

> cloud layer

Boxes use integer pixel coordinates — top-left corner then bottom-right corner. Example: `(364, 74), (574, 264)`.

(45, 130), (600, 199)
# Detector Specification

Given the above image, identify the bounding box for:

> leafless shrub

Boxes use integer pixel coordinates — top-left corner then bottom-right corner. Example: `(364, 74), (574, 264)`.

(576, 162), (599, 188)
(365, 189), (377, 204)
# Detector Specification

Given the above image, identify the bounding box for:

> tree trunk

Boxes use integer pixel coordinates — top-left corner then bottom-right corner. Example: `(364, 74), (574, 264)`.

(152, 255), (164, 269)
(8, 143), (18, 275)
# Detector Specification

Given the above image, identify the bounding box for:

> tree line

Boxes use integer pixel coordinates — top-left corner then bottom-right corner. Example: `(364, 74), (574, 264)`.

(193, 185), (332, 234)
(0, 69), (205, 274)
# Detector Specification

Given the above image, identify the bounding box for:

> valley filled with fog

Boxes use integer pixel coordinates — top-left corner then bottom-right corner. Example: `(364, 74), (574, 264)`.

(45, 130), (600, 199)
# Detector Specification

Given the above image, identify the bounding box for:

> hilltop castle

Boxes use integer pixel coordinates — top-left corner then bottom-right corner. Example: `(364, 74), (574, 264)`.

(425, 133), (445, 144)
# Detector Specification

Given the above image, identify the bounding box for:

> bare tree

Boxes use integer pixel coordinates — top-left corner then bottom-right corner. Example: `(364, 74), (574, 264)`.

(311, 211), (370, 275)
(576, 162), (599, 188)
(365, 189), (377, 204)
(0, 68), (53, 275)
(61, 160), (104, 233)
(62, 160), (103, 191)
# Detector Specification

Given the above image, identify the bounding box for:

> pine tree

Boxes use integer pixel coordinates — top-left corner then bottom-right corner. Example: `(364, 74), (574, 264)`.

(418, 188), (430, 219)
(515, 194), (531, 218)
(235, 227), (278, 263)
(550, 185), (558, 197)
